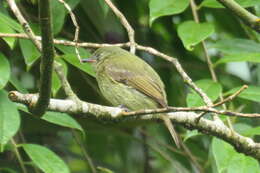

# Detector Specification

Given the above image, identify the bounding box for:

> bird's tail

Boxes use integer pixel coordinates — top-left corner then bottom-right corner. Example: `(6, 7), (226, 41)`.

(161, 115), (180, 148)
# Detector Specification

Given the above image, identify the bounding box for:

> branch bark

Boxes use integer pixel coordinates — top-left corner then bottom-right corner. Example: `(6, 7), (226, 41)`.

(8, 91), (260, 160)
(31, 0), (55, 116)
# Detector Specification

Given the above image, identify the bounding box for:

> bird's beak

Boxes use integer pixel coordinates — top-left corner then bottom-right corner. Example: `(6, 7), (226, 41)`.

(81, 56), (97, 63)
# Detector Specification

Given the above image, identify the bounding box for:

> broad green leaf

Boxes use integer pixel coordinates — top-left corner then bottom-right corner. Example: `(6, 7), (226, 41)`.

(211, 38), (260, 54)
(19, 39), (41, 69)
(52, 59), (68, 95)
(212, 138), (259, 173)
(186, 79), (222, 107)
(9, 75), (28, 93)
(214, 53), (260, 66)
(183, 130), (201, 142)
(0, 23), (15, 48)
(22, 144), (70, 173)
(0, 12), (23, 32)
(0, 90), (20, 145)
(51, 0), (81, 35)
(149, 0), (189, 26)
(51, 0), (65, 35)
(177, 21), (214, 50)
(225, 85), (260, 102)
(243, 127), (260, 137)
(0, 53), (10, 89)
(56, 44), (95, 76)
(42, 112), (85, 137)
(200, 0), (260, 8)
(16, 104), (84, 136)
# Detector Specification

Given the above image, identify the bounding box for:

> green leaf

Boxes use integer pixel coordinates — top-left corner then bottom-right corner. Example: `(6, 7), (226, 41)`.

(51, 0), (81, 35)
(243, 127), (260, 137)
(186, 79), (222, 107)
(149, 0), (189, 26)
(22, 144), (70, 173)
(0, 53), (10, 89)
(211, 38), (260, 54)
(0, 12), (23, 32)
(9, 75), (28, 93)
(183, 130), (201, 142)
(52, 59), (68, 95)
(225, 85), (260, 102)
(214, 53), (260, 66)
(16, 104), (84, 136)
(51, 0), (65, 35)
(42, 112), (85, 137)
(177, 21), (214, 50)
(212, 138), (259, 173)
(0, 90), (20, 145)
(200, 0), (260, 8)
(19, 39), (41, 69)
(0, 23), (16, 49)
(56, 44), (95, 76)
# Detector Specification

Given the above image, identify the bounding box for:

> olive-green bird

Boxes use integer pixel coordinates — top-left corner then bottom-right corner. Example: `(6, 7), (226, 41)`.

(85, 47), (180, 148)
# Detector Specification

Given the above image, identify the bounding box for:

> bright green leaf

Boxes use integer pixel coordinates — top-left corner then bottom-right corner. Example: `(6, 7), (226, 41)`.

(212, 138), (259, 173)
(19, 39), (41, 69)
(0, 53), (10, 89)
(16, 104), (84, 136)
(51, 0), (65, 35)
(56, 44), (95, 76)
(214, 53), (260, 66)
(243, 127), (260, 137)
(9, 75), (28, 93)
(200, 0), (260, 8)
(225, 85), (260, 102)
(186, 79), (222, 107)
(149, 0), (189, 26)
(0, 90), (20, 145)
(0, 23), (15, 49)
(0, 12), (23, 32)
(22, 144), (70, 173)
(211, 38), (260, 54)
(51, 0), (81, 35)
(183, 130), (201, 142)
(42, 112), (85, 137)
(177, 21), (214, 50)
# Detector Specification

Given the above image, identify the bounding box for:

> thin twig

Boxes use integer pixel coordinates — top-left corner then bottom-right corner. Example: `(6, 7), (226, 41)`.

(190, 0), (223, 123)
(121, 106), (260, 118)
(104, 0), (136, 53)
(213, 85), (248, 107)
(71, 130), (96, 173)
(57, 0), (82, 62)
(6, 0), (41, 50)
(11, 138), (28, 173)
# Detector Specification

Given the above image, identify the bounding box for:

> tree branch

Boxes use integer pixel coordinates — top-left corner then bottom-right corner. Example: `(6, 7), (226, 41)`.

(30, 0), (55, 116)
(217, 0), (260, 33)
(8, 91), (260, 160)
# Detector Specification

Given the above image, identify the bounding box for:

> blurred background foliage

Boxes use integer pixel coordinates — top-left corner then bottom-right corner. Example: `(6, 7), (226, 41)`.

(0, 0), (260, 172)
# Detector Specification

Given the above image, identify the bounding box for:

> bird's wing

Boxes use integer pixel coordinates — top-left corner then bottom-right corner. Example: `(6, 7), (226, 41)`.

(105, 63), (167, 107)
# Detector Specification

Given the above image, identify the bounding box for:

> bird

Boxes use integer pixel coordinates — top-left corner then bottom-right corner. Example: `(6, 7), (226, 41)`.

(83, 46), (180, 148)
